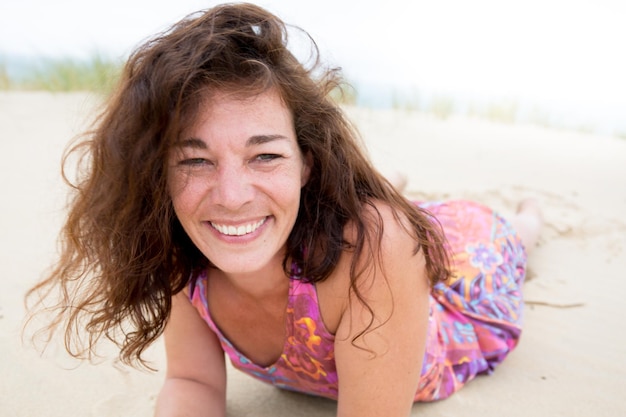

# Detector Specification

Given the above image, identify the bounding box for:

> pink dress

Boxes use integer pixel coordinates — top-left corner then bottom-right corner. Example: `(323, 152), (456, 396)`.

(189, 200), (528, 401)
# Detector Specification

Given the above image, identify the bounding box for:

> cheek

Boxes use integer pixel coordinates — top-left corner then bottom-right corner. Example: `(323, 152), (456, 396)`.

(261, 174), (300, 210)
(280, 177), (305, 212)
(168, 175), (202, 218)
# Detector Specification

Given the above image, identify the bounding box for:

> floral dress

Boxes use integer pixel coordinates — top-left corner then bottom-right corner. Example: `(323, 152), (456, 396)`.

(189, 200), (528, 401)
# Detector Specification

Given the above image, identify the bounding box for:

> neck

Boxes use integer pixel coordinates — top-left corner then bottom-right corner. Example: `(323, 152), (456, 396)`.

(210, 259), (291, 301)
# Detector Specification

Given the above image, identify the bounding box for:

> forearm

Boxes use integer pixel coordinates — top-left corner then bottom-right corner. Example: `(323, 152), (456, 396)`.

(154, 377), (226, 417)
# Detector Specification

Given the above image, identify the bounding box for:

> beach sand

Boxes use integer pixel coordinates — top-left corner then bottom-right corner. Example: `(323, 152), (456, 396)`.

(1, 92), (624, 416)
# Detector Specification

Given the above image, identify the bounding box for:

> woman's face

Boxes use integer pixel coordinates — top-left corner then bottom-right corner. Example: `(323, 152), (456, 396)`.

(168, 89), (311, 277)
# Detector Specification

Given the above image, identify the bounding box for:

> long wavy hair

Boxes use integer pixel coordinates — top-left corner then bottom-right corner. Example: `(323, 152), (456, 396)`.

(26, 2), (450, 368)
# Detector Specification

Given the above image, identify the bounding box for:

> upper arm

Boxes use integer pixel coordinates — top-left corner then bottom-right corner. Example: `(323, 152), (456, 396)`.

(334, 205), (431, 417)
(163, 290), (226, 390)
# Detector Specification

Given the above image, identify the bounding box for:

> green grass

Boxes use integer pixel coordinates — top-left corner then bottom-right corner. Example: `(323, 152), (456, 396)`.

(3, 58), (622, 140)
(0, 54), (122, 94)
(0, 62), (10, 90)
(391, 88), (421, 111)
(330, 83), (358, 105)
(428, 95), (455, 120)
(385, 87), (625, 137)
(467, 99), (519, 124)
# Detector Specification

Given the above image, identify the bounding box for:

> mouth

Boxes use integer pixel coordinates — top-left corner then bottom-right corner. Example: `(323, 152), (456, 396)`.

(210, 217), (268, 236)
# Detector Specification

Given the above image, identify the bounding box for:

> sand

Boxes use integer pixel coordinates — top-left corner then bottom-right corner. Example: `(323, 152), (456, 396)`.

(1, 92), (624, 416)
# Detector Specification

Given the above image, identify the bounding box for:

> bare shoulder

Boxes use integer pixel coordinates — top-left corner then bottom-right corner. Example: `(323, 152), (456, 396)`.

(331, 199), (427, 289)
(347, 199), (423, 266)
(361, 200), (426, 285)
(317, 200), (427, 334)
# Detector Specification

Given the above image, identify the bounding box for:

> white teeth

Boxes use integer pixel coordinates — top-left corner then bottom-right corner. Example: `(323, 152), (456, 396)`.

(211, 218), (266, 236)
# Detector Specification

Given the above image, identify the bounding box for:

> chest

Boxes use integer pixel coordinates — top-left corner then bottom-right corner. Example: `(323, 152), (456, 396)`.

(207, 279), (289, 367)
(203, 269), (348, 368)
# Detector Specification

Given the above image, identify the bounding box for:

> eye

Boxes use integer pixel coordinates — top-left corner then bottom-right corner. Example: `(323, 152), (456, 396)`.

(254, 153), (282, 162)
(178, 158), (210, 166)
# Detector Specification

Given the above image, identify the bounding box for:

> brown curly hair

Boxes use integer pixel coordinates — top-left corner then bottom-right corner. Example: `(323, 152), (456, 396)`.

(26, 2), (450, 368)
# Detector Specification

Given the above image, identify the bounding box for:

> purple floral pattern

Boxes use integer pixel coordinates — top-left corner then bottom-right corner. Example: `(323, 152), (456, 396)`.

(467, 242), (504, 274)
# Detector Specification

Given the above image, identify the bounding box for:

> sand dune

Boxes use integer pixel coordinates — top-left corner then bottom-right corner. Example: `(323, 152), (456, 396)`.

(1, 92), (624, 416)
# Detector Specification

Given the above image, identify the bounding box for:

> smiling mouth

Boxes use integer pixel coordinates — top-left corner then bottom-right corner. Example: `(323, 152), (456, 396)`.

(210, 217), (267, 236)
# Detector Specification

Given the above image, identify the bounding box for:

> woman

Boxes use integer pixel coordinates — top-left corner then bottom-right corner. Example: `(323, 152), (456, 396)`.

(27, 3), (542, 417)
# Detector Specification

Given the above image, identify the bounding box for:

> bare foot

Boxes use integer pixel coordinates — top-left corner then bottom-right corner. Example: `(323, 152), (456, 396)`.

(510, 198), (543, 251)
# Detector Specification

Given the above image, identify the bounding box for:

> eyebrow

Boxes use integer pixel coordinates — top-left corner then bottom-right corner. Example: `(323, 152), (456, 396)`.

(245, 134), (288, 146)
(176, 137), (207, 149)
(176, 134), (288, 149)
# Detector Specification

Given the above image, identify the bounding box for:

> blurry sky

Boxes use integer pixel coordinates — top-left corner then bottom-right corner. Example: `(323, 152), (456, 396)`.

(1, 0), (625, 133)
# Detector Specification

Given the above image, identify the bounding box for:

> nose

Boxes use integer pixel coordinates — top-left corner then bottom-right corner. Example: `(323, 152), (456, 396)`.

(211, 162), (254, 211)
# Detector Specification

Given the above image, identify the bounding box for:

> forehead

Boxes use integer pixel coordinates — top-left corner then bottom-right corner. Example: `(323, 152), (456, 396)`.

(189, 88), (294, 135)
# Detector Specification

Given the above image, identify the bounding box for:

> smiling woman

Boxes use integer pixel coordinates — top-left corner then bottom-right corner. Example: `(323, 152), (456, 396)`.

(168, 90), (311, 278)
(24, 3), (542, 417)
